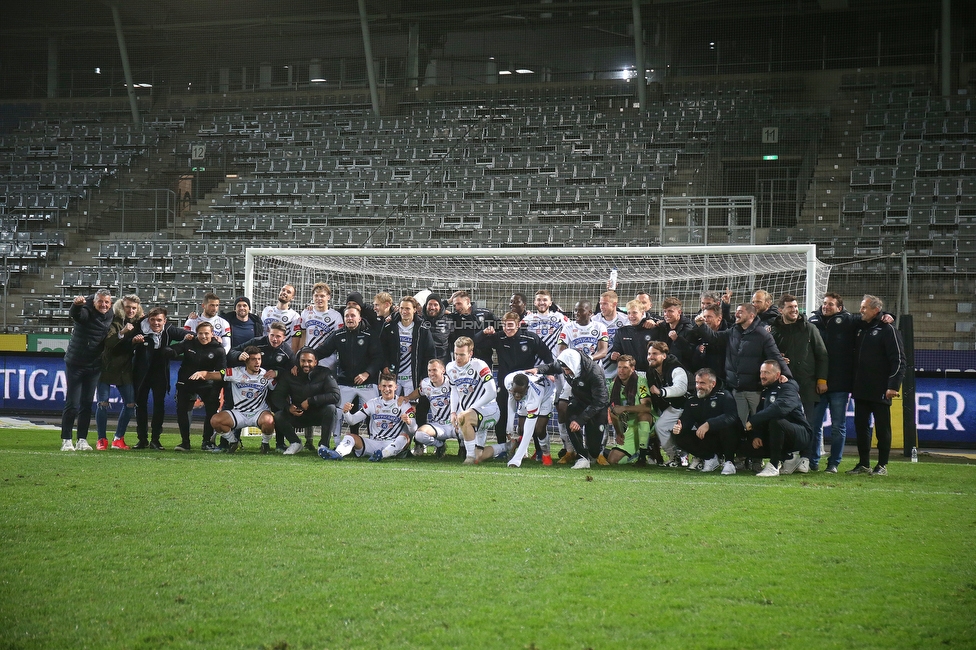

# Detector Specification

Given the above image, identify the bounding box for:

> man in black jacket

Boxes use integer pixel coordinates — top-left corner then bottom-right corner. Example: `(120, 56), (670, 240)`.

(671, 368), (743, 474)
(421, 293), (452, 362)
(273, 348), (341, 454)
(168, 321), (226, 451)
(683, 303), (727, 385)
(751, 290), (781, 327)
(229, 321), (295, 376)
(222, 296), (264, 350)
(381, 296), (435, 398)
(61, 290), (115, 451)
(695, 303), (792, 427)
(652, 296), (695, 370)
(132, 307), (190, 450)
(849, 295), (906, 477)
(476, 311), (553, 445)
(448, 290), (496, 364)
(535, 349), (609, 470)
(746, 360), (814, 477)
(610, 299), (656, 373)
(313, 304), (384, 443)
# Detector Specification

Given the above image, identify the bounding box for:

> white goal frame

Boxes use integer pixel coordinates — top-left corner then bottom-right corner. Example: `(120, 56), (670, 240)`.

(245, 245), (827, 316)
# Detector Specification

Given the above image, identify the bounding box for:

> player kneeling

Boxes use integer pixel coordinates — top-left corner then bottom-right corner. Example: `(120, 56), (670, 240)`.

(191, 346), (277, 453)
(319, 372), (417, 461)
(505, 371), (556, 467)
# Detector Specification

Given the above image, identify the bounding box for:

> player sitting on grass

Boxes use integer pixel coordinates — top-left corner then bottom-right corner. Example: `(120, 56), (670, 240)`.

(606, 354), (653, 465)
(402, 359), (457, 458)
(504, 371), (556, 467)
(319, 372), (417, 461)
(191, 346), (276, 453)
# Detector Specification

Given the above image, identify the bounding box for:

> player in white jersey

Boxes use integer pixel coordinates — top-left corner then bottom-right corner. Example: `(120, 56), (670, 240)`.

(522, 289), (570, 357)
(558, 300), (610, 361)
(261, 284), (301, 349)
(296, 282), (342, 369)
(319, 372), (417, 461)
(402, 359), (456, 458)
(504, 371), (556, 467)
(592, 290), (629, 382)
(191, 346), (275, 453)
(446, 336), (503, 465)
(183, 293), (232, 353)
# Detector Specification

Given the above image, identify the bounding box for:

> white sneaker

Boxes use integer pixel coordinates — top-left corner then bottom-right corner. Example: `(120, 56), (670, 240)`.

(781, 454), (803, 475)
(797, 457), (810, 473)
(60, 439), (75, 451)
(756, 461), (780, 477)
(701, 455), (721, 472)
(75, 438), (93, 451)
(572, 457), (591, 470)
(283, 442), (303, 455)
(721, 461), (737, 475)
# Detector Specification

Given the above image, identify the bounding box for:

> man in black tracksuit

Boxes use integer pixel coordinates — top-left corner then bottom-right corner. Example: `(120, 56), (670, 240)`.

(312, 305), (385, 443)
(671, 367), (743, 474)
(746, 361), (814, 477)
(849, 294), (906, 476)
(273, 348), (341, 451)
(168, 321), (226, 451)
(475, 311), (553, 443)
(132, 307), (189, 449)
(651, 297), (696, 370)
(448, 290), (496, 365)
(536, 349), (609, 469)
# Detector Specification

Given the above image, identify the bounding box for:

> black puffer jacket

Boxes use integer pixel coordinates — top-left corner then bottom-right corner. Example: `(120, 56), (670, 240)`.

(421, 293), (452, 362)
(537, 352), (609, 427)
(64, 295), (114, 369)
(272, 365), (341, 412)
(807, 308), (860, 394)
(697, 317), (791, 392)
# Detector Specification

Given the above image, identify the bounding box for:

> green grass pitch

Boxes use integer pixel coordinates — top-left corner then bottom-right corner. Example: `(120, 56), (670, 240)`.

(1, 428), (974, 649)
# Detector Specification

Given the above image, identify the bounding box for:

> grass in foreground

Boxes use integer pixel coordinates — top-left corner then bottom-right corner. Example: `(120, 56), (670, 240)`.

(1, 428), (974, 650)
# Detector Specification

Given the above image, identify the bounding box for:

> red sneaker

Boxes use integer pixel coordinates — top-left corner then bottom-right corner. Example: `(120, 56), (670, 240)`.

(541, 454), (553, 466)
(111, 438), (130, 451)
(95, 438), (109, 451)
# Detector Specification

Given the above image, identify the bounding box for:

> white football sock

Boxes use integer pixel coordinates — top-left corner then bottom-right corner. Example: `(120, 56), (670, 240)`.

(335, 435), (355, 457)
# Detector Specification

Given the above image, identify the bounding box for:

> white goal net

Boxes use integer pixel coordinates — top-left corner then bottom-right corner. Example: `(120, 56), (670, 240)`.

(245, 245), (830, 319)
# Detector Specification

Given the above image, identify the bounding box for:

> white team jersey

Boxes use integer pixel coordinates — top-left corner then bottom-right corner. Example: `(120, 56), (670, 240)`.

(419, 377), (452, 425)
(298, 307), (342, 366)
(504, 372), (556, 422)
(523, 310), (570, 356)
(397, 322), (413, 382)
(593, 310), (628, 380)
(222, 367), (274, 416)
(445, 357), (498, 415)
(261, 305), (301, 342)
(558, 320), (609, 358)
(347, 397), (416, 441)
(183, 313), (232, 352)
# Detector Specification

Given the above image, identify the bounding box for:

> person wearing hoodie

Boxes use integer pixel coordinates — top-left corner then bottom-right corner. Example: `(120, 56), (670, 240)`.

(534, 348), (609, 470)
(61, 289), (115, 451)
(421, 293), (452, 362)
(646, 341), (690, 466)
(132, 307), (191, 450)
(95, 295), (143, 450)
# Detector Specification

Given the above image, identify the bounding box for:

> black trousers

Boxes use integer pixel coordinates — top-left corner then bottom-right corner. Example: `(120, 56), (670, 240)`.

(854, 399), (892, 467)
(767, 419), (812, 466)
(175, 381), (220, 444)
(274, 405), (338, 447)
(565, 401), (606, 461)
(673, 424), (740, 461)
(494, 384), (510, 444)
(135, 373), (168, 442)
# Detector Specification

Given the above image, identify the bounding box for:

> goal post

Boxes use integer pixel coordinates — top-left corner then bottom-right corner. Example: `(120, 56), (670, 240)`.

(244, 245), (829, 319)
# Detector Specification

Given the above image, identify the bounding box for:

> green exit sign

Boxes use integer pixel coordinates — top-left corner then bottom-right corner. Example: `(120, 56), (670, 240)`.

(762, 155), (779, 161)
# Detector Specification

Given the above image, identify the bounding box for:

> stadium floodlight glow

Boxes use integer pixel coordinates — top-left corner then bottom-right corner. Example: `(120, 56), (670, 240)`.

(763, 155), (779, 160)
(515, 69), (534, 74)
(310, 78), (327, 82)
(498, 70), (513, 75)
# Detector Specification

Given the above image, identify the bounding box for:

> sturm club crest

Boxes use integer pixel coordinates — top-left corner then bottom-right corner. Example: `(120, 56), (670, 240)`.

(835, 316), (843, 324)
